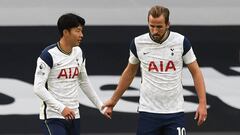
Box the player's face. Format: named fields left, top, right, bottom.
left=67, top=25, right=84, bottom=47
left=148, top=15, right=169, bottom=42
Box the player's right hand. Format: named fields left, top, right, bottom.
left=102, top=99, right=115, bottom=119
left=61, top=107, right=75, bottom=120
left=101, top=106, right=112, bottom=119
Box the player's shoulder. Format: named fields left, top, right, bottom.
left=73, top=46, right=83, bottom=54
left=73, top=46, right=81, bottom=50
left=134, top=33, right=152, bottom=45
left=40, top=43, right=57, bottom=60
left=73, top=46, right=86, bottom=60
left=168, top=31, right=185, bottom=43
left=41, top=43, right=58, bottom=55
left=135, top=33, right=149, bottom=40
left=170, top=31, right=185, bottom=38
left=39, top=43, right=57, bottom=68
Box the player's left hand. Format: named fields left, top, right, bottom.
left=194, top=103, right=207, bottom=126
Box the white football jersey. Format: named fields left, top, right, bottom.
left=34, top=43, right=102, bottom=119
left=129, top=31, right=196, bottom=113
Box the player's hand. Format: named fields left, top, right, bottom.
left=61, top=107, right=75, bottom=120
left=194, top=103, right=207, bottom=126
left=101, top=106, right=112, bottom=119
left=102, top=99, right=115, bottom=119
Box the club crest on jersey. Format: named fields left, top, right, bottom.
left=170, top=48, right=174, bottom=56
left=57, top=67, right=79, bottom=79
left=148, top=60, right=176, bottom=72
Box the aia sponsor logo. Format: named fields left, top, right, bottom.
left=148, top=60, right=176, bottom=72
left=57, top=67, right=79, bottom=79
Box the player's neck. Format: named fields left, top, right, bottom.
left=150, top=30, right=170, bottom=44
left=161, top=30, right=170, bottom=42
left=58, top=39, right=72, bottom=55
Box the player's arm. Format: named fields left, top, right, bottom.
left=187, top=61, right=207, bottom=126
left=103, top=62, right=139, bottom=118
left=183, top=37, right=207, bottom=126
left=78, top=60, right=111, bottom=118
left=33, top=58, right=66, bottom=114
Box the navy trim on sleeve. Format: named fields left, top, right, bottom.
left=183, top=37, right=192, bottom=56
left=40, top=44, right=56, bottom=68
left=129, top=39, right=138, bottom=58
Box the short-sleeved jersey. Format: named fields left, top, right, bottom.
left=129, top=31, right=196, bottom=113
left=34, top=43, right=84, bottom=119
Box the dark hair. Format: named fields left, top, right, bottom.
left=148, top=5, right=170, bottom=24
left=57, top=13, right=85, bottom=37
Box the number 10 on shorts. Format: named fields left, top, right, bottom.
left=177, top=127, right=186, bottom=135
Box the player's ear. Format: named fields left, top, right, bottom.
left=166, top=21, right=170, bottom=29
left=63, top=29, right=69, bottom=36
